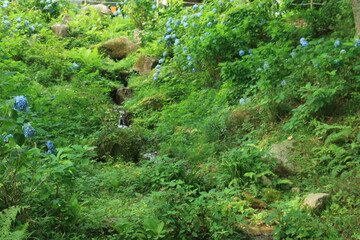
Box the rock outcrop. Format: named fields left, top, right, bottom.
left=83, top=4, right=112, bottom=15
left=303, top=193, right=330, bottom=211
left=133, top=55, right=157, bottom=75
left=51, top=24, right=68, bottom=37
left=269, top=141, right=297, bottom=176
left=116, top=87, right=133, bottom=105
left=99, top=37, right=140, bottom=60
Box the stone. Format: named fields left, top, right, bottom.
left=269, top=141, right=293, bottom=165
left=261, top=175, right=273, bottom=186
left=62, top=14, right=72, bottom=22
left=51, top=24, right=68, bottom=37
left=99, top=37, right=140, bottom=60
left=263, top=188, right=282, bottom=204
left=133, top=55, right=157, bottom=75
left=139, top=94, right=167, bottom=110
left=303, top=193, right=329, bottom=210
left=94, top=127, right=142, bottom=162
left=83, top=4, right=112, bottom=15
left=133, top=29, right=141, bottom=43
left=92, top=4, right=112, bottom=15
left=269, top=141, right=297, bottom=176
left=116, top=87, right=133, bottom=105
left=243, top=192, right=267, bottom=209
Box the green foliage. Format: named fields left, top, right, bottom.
left=0, top=206, right=28, bottom=240
left=0, top=0, right=359, bottom=238
left=219, top=140, right=271, bottom=186
left=93, top=127, right=144, bottom=162
left=270, top=200, right=339, bottom=239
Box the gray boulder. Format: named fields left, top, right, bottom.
left=51, top=24, right=68, bottom=37
left=83, top=4, right=112, bottom=15
left=269, top=141, right=298, bottom=176
left=303, top=193, right=330, bottom=210
left=99, top=37, right=140, bottom=60
left=116, top=87, right=133, bottom=105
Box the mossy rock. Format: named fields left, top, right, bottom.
left=262, top=188, right=282, bottom=204
left=139, top=94, right=167, bottom=111
left=243, top=192, right=268, bottom=209
left=226, top=107, right=256, bottom=133
left=93, top=127, right=143, bottom=162
left=98, top=37, right=140, bottom=60
left=133, top=55, right=157, bottom=75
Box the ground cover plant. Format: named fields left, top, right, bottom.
left=0, top=0, right=359, bottom=239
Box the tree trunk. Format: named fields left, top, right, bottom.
left=352, top=0, right=360, bottom=36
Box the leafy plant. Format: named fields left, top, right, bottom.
left=0, top=206, right=28, bottom=240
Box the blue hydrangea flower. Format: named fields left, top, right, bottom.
left=24, top=20, right=29, bottom=25
left=212, top=8, right=217, bottom=12
left=176, top=20, right=181, bottom=25
left=187, top=56, right=192, bottom=61
left=192, top=4, right=198, bottom=10
left=334, top=40, right=341, bottom=48
left=333, top=59, right=340, bottom=66
left=155, top=65, right=161, bottom=70
left=171, top=34, right=177, bottom=39
left=166, top=18, right=173, bottom=28
left=14, top=95, right=28, bottom=112
left=2, top=1, right=9, bottom=8
left=183, top=22, right=188, bottom=27
left=45, top=140, right=56, bottom=151
left=167, top=28, right=173, bottom=33
left=70, top=62, right=79, bottom=70
left=29, top=26, right=35, bottom=31
left=174, top=39, right=180, bottom=45
left=281, top=80, right=287, bottom=86
left=192, top=68, right=197, bottom=72
left=162, top=52, right=167, bottom=57
left=300, top=38, right=308, bottom=47
left=207, top=22, right=212, bottom=27
left=248, top=49, right=253, bottom=55
left=263, top=61, right=269, bottom=69
left=152, top=5, right=156, bottom=9
left=159, top=58, right=165, bottom=64
left=16, top=17, right=21, bottom=23
left=258, top=3, right=263, bottom=7
left=199, top=5, right=204, bottom=10
left=3, top=134, right=13, bottom=143
left=355, top=39, right=360, bottom=47
left=340, top=49, right=346, bottom=54
left=22, top=123, right=36, bottom=138
left=239, top=98, right=250, bottom=105
left=204, top=32, right=210, bottom=36
left=239, top=50, right=245, bottom=56
left=290, top=52, right=296, bottom=58
left=2, top=20, right=10, bottom=26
